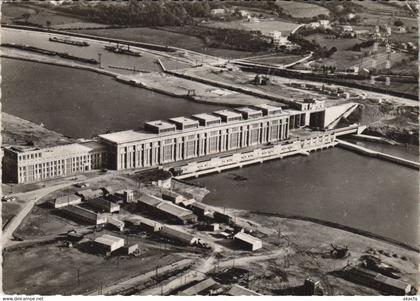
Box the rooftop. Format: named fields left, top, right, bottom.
left=253, top=103, right=282, bottom=111
left=234, top=232, right=262, bottom=245
left=227, top=284, right=261, bottom=296
left=156, top=202, right=194, bottom=218
left=161, top=226, right=196, bottom=243
left=213, top=110, right=243, bottom=119
left=235, top=107, right=262, bottom=115
left=192, top=113, right=221, bottom=122
left=169, top=117, right=199, bottom=127
left=10, top=143, right=92, bottom=157
left=94, top=234, right=124, bottom=246
left=145, top=120, right=176, bottom=130
left=99, top=130, right=155, bottom=144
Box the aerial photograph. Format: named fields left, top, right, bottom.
left=1, top=0, right=418, bottom=297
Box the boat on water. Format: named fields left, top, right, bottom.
left=49, top=36, right=89, bottom=47
left=58, top=53, right=98, bottom=65
left=104, top=43, right=142, bottom=57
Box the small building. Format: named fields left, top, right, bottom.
left=344, top=266, right=412, bottom=295
left=138, top=194, right=197, bottom=224
left=213, top=210, right=233, bottom=224
left=87, top=197, right=120, bottom=213
left=107, top=216, right=125, bottom=232
left=189, top=201, right=212, bottom=217
left=76, top=189, right=104, bottom=201
left=144, top=120, right=176, bottom=134
left=235, top=107, right=263, bottom=120
left=61, top=205, right=107, bottom=225
left=160, top=226, right=198, bottom=245
left=94, top=234, right=125, bottom=254
left=341, top=25, right=353, bottom=32
left=210, top=8, right=226, bottom=16
left=54, top=195, right=82, bottom=208
left=178, top=278, right=218, bottom=296
left=161, top=189, right=184, bottom=204
left=127, top=244, right=139, bottom=255
left=226, top=284, right=261, bottom=296
left=129, top=216, right=162, bottom=232
left=233, top=232, right=262, bottom=251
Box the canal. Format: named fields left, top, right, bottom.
left=2, top=55, right=418, bottom=248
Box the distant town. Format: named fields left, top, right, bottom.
left=1, top=0, right=418, bottom=297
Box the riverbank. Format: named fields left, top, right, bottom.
left=2, top=112, right=74, bottom=148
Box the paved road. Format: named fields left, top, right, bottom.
left=1, top=183, right=73, bottom=248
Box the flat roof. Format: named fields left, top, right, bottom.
left=99, top=130, right=155, bottom=144
left=213, top=110, right=242, bottom=119
left=139, top=194, right=163, bottom=207
left=94, top=234, right=124, bottom=246
left=169, top=117, right=199, bottom=126
left=145, top=120, right=176, bottom=130
left=253, top=104, right=282, bottom=111
left=161, top=226, right=196, bottom=242
left=157, top=202, right=194, bottom=218
left=10, top=143, right=92, bottom=156
left=234, top=232, right=262, bottom=245
left=192, top=113, right=221, bottom=122
left=235, top=107, right=262, bottom=115
left=179, top=278, right=217, bottom=296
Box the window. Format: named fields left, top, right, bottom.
left=250, top=129, right=259, bottom=144
left=230, top=132, right=240, bottom=149
left=186, top=141, right=196, bottom=158
left=209, top=137, right=218, bottom=153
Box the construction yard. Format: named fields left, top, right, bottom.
left=2, top=171, right=418, bottom=296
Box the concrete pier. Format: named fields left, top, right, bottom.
left=336, top=139, right=419, bottom=170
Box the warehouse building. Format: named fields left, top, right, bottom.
left=138, top=194, right=197, bottom=224
left=54, top=195, right=82, bottom=208
left=233, top=232, right=263, bottom=251
left=161, top=189, right=185, bottom=204
left=106, top=216, right=125, bottom=232
left=160, top=226, right=198, bottom=245
left=188, top=201, right=212, bottom=218
left=344, top=266, right=412, bottom=295
left=127, top=216, right=163, bottom=232
left=60, top=205, right=107, bottom=225
left=178, top=278, right=219, bottom=296
left=94, top=234, right=125, bottom=254
left=3, top=141, right=107, bottom=184
left=87, top=197, right=120, bottom=213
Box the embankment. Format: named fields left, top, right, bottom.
left=252, top=211, right=419, bottom=253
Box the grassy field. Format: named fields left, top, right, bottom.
left=1, top=3, right=106, bottom=29
left=204, top=19, right=299, bottom=36
left=74, top=27, right=260, bottom=59
left=276, top=0, right=330, bottom=18
left=3, top=240, right=183, bottom=295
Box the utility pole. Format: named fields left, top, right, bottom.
left=98, top=53, right=102, bottom=69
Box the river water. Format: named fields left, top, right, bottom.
left=2, top=58, right=224, bottom=138
left=2, top=52, right=418, bottom=247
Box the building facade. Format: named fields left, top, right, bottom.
left=2, top=141, right=107, bottom=184
left=99, top=105, right=291, bottom=171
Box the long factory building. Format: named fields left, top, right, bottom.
left=99, top=104, right=301, bottom=170
left=4, top=101, right=348, bottom=184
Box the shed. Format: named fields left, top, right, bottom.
left=107, top=216, right=125, bottom=232
left=94, top=234, right=125, bottom=253
left=161, top=189, right=184, bottom=204
left=129, top=216, right=162, bottom=232
left=189, top=201, right=212, bottom=217
left=178, top=278, right=218, bottom=296
left=160, top=226, right=198, bottom=245
left=87, top=197, right=120, bottom=213
left=233, top=232, right=262, bottom=251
